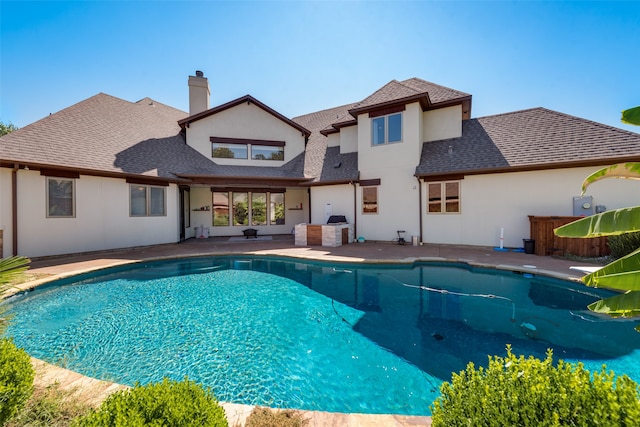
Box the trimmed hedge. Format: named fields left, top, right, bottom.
left=431, top=345, right=640, bottom=426
left=73, top=377, right=228, bottom=427
left=0, top=338, right=35, bottom=425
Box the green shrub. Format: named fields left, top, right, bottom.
left=431, top=345, right=640, bottom=426
left=244, top=407, right=308, bottom=427
left=608, top=231, right=640, bottom=260
left=73, top=377, right=228, bottom=427
left=0, top=338, right=35, bottom=425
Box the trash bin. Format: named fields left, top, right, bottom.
left=523, top=239, right=535, bottom=254
left=412, top=236, right=418, bottom=246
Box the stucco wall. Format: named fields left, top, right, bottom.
left=0, top=168, right=13, bottom=258
left=351, top=102, right=422, bottom=241
left=357, top=102, right=422, bottom=170
left=8, top=171, right=179, bottom=258
left=422, top=166, right=640, bottom=247
left=327, top=133, right=340, bottom=148
left=186, top=102, right=306, bottom=165
left=423, top=105, right=462, bottom=142
left=310, top=185, right=354, bottom=225
left=340, top=125, right=358, bottom=154
left=193, top=186, right=308, bottom=237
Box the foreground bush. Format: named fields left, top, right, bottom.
left=74, top=377, right=228, bottom=427
left=244, top=407, right=308, bottom=427
left=431, top=345, right=640, bottom=426
left=0, top=338, right=35, bottom=425
left=6, top=381, right=92, bottom=427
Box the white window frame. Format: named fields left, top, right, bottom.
left=46, top=177, right=75, bottom=218
left=372, top=112, right=402, bottom=145
left=129, top=184, right=166, bottom=217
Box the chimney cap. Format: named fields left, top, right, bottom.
left=195, top=70, right=204, bottom=77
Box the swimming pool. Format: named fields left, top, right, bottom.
left=5, top=256, right=640, bottom=416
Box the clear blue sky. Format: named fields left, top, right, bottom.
left=1, top=1, right=639, bottom=131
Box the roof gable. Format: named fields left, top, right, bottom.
left=178, top=95, right=311, bottom=137
left=348, top=78, right=471, bottom=117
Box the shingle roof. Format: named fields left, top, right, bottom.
left=174, top=152, right=308, bottom=180
left=0, top=93, right=194, bottom=179
left=316, top=146, right=359, bottom=184
left=349, top=78, right=471, bottom=115
left=0, top=93, right=310, bottom=183
left=292, top=103, right=357, bottom=182
left=416, top=108, right=640, bottom=177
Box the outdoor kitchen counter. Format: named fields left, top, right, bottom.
left=294, top=223, right=354, bottom=247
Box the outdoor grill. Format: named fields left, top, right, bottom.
left=327, top=215, right=347, bottom=224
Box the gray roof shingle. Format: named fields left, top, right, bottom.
left=350, top=78, right=471, bottom=114
left=0, top=93, right=192, bottom=179
left=1, top=93, right=310, bottom=182
left=292, top=103, right=357, bottom=182
left=416, top=108, right=640, bottom=176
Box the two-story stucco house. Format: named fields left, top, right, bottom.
left=1, top=71, right=639, bottom=258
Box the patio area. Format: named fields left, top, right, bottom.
left=19, top=236, right=601, bottom=427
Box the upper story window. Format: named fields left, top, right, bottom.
left=211, top=137, right=285, bottom=161
left=372, top=113, right=402, bottom=145
left=252, top=145, right=284, bottom=161
left=427, top=181, right=460, bottom=214
left=212, top=143, right=248, bottom=159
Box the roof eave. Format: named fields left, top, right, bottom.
left=415, top=155, right=640, bottom=179
left=0, top=160, right=188, bottom=184
left=348, top=94, right=472, bottom=118
left=175, top=174, right=313, bottom=187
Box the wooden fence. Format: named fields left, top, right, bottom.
left=528, top=216, right=609, bottom=258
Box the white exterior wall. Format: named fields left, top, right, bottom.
left=0, top=168, right=13, bottom=258
left=423, top=167, right=640, bottom=247
left=355, top=102, right=422, bottom=241
left=310, top=185, right=353, bottom=225
left=423, top=105, right=462, bottom=142
left=6, top=170, right=179, bottom=258
left=327, top=133, right=340, bottom=148
left=192, top=186, right=308, bottom=237
left=186, top=102, right=306, bottom=165
left=340, top=126, right=358, bottom=153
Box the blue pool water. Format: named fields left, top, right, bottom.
left=5, top=256, right=640, bottom=416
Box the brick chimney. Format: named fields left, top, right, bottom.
left=188, top=70, right=210, bottom=115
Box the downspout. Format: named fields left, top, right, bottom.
left=11, top=164, right=19, bottom=256
left=351, top=181, right=357, bottom=238
left=307, top=188, right=311, bottom=223
left=416, top=176, right=423, bottom=245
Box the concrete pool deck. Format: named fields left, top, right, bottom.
left=18, top=236, right=601, bottom=426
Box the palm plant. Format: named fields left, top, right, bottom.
left=554, top=106, right=640, bottom=326
left=0, top=256, right=31, bottom=335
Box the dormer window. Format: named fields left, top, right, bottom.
left=210, top=137, right=285, bottom=161
left=372, top=112, right=402, bottom=145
